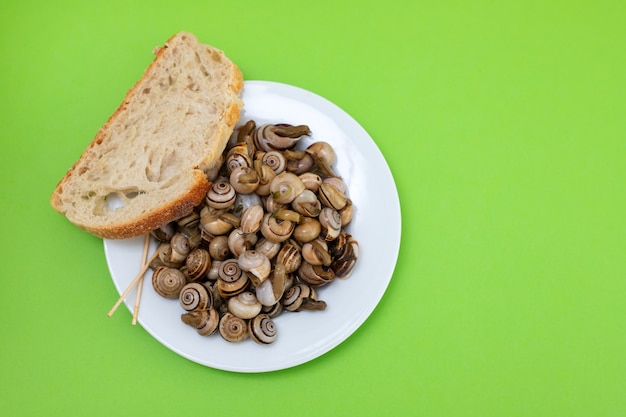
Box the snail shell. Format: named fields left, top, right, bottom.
left=206, top=181, right=237, bottom=209
left=301, top=239, right=332, bottom=266
left=177, top=211, right=201, bottom=236
left=331, top=235, right=359, bottom=278
left=269, top=172, right=306, bottom=205
left=152, top=266, right=187, bottom=299
left=169, top=233, right=191, bottom=264
left=262, top=150, right=286, bottom=175
left=254, top=161, right=276, bottom=196
left=255, top=264, right=287, bottom=307
left=264, top=193, right=286, bottom=214
left=183, top=248, right=211, bottom=282
left=282, top=283, right=327, bottom=312
left=237, top=250, right=271, bottom=286
left=200, top=207, right=239, bottom=236
left=261, top=301, right=283, bottom=318
left=181, top=308, right=220, bottom=336
left=318, top=182, right=347, bottom=211
left=232, top=192, right=263, bottom=217
left=226, top=142, right=252, bottom=174
left=254, top=237, right=282, bottom=261
left=227, top=291, right=262, bottom=319
left=249, top=314, right=277, bottom=344
left=318, top=207, right=342, bottom=241
left=230, top=166, right=260, bottom=194
left=339, top=199, right=354, bottom=226
left=260, top=213, right=294, bottom=243
left=293, top=217, right=321, bottom=243
left=218, top=312, right=249, bottom=342
left=306, top=141, right=336, bottom=177
left=275, top=241, right=302, bottom=273
left=299, top=172, right=323, bottom=193
left=228, top=228, right=258, bottom=257
left=151, top=243, right=183, bottom=269
left=240, top=204, right=264, bottom=234
left=208, top=235, right=231, bottom=261
left=298, top=262, right=335, bottom=287
left=285, top=149, right=314, bottom=175
left=179, top=282, right=213, bottom=311
left=322, top=176, right=347, bottom=194
left=217, top=259, right=250, bottom=298
left=253, top=123, right=310, bottom=152
left=207, top=260, right=222, bottom=281
left=291, top=189, right=322, bottom=217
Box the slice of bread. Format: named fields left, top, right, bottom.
left=50, top=32, right=244, bottom=239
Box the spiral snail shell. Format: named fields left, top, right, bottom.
left=181, top=308, right=220, bottom=336
left=330, top=234, right=359, bottom=279
left=152, top=266, right=187, bottom=299
left=298, top=262, right=335, bottom=287
left=301, top=239, right=332, bottom=266
left=291, top=189, right=322, bottom=217
left=169, top=233, right=191, bottom=264
left=225, top=142, right=252, bottom=174
left=253, top=123, right=310, bottom=152
left=282, top=283, right=327, bottom=312
left=262, top=150, right=287, bottom=175
left=275, top=241, right=302, bottom=273
left=208, top=235, right=231, bottom=261
left=318, top=182, right=347, bottom=211
left=218, top=312, right=249, bottom=343
left=183, top=248, right=211, bottom=282
left=179, top=282, right=213, bottom=312
left=227, top=291, right=262, bottom=319
left=206, top=181, right=237, bottom=210
left=228, top=228, right=258, bottom=257
left=260, top=213, right=294, bottom=243
left=217, top=259, right=250, bottom=298
left=249, top=314, right=277, bottom=344
left=285, top=149, right=314, bottom=175
left=269, top=172, right=306, bottom=205
left=229, top=166, right=260, bottom=195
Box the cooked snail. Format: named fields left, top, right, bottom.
left=152, top=266, right=187, bottom=298
left=183, top=248, right=211, bottom=282
left=217, top=259, right=250, bottom=298
left=144, top=119, right=359, bottom=345
left=181, top=308, right=219, bottom=336
left=253, top=123, right=310, bottom=152
left=206, top=181, right=237, bottom=210
left=179, top=282, right=213, bottom=311
left=237, top=250, right=271, bottom=286
left=270, top=172, right=306, bottom=205
left=249, top=314, right=277, bottom=344
left=282, top=283, right=327, bottom=312
left=218, top=312, right=249, bottom=342
left=227, top=291, right=262, bottom=319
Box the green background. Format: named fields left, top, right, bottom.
left=2, top=0, right=625, bottom=415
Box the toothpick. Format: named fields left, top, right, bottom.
left=107, top=242, right=159, bottom=318
left=132, top=234, right=151, bottom=325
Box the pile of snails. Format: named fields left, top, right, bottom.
left=147, top=120, right=359, bottom=345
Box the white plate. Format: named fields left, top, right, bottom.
left=104, top=80, right=401, bottom=372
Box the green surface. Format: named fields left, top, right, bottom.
left=2, top=0, right=625, bottom=416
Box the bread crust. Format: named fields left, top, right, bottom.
left=50, top=32, right=243, bottom=239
